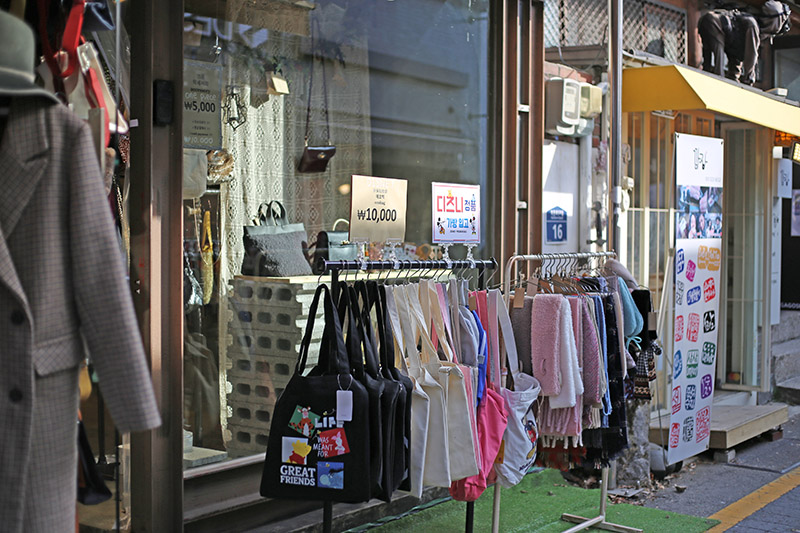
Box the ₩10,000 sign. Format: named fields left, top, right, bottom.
left=355, top=208, right=398, bottom=224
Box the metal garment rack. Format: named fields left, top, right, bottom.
left=321, top=257, right=497, bottom=533
left=499, top=251, right=642, bottom=533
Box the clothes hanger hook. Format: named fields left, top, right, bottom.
left=485, top=260, right=499, bottom=288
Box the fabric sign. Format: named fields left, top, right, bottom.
left=669, top=133, right=723, bottom=465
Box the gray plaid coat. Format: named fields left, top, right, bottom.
left=0, top=97, right=161, bottom=531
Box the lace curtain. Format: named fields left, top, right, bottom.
left=216, top=2, right=372, bottom=441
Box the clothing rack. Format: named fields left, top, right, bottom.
left=321, top=257, right=497, bottom=533
left=499, top=251, right=642, bottom=533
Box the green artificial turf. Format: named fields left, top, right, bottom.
left=346, top=469, right=719, bottom=532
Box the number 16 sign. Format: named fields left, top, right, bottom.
left=545, top=206, right=568, bottom=244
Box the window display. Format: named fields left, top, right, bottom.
left=181, top=0, right=492, bottom=468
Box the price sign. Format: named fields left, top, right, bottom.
left=183, top=60, right=222, bottom=150
left=431, top=182, right=481, bottom=243
left=349, top=175, right=407, bottom=243
left=545, top=206, right=567, bottom=244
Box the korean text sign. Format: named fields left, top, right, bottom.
left=669, top=133, right=723, bottom=465
left=431, top=182, right=480, bottom=243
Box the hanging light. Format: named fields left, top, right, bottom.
left=791, top=141, right=800, bottom=165
left=223, top=86, right=247, bottom=130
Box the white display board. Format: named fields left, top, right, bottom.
left=349, top=175, right=408, bottom=243
left=183, top=60, right=222, bottom=150
left=669, top=133, right=724, bottom=465
left=431, top=182, right=481, bottom=243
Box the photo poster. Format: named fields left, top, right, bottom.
left=431, top=182, right=481, bottom=244
left=669, top=133, right=724, bottom=465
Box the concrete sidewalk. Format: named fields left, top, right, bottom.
left=717, top=476, right=800, bottom=532
left=642, top=405, right=800, bottom=531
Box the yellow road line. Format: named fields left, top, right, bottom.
left=706, top=465, right=800, bottom=532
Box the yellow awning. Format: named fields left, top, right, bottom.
left=623, top=64, right=800, bottom=137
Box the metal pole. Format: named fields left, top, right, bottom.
left=609, top=0, right=623, bottom=253
left=323, top=501, right=332, bottom=533
left=465, top=501, right=474, bottom=533
left=491, top=484, right=502, bottom=533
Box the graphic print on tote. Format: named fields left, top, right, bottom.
left=315, top=428, right=350, bottom=458
left=289, top=405, right=321, bottom=437
left=282, top=436, right=313, bottom=465
left=317, top=462, right=344, bottom=489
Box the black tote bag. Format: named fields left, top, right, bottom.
left=337, top=283, right=385, bottom=500
left=260, top=284, right=371, bottom=503
left=354, top=281, right=402, bottom=502
left=372, top=282, right=413, bottom=493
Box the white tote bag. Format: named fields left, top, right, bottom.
left=393, top=284, right=451, bottom=489
left=490, top=289, right=543, bottom=488
left=421, top=280, right=479, bottom=481
left=385, top=286, right=431, bottom=498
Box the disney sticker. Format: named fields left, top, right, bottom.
left=317, top=462, right=344, bottom=490
left=289, top=405, right=320, bottom=437
left=315, top=428, right=350, bottom=458
left=282, top=436, right=313, bottom=465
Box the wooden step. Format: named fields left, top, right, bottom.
left=649, top=403, right=789, bottom=450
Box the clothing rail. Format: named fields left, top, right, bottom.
left=320, top=258, right=497, bottom=533
left=497, top=251, right=641, bottom=533
left=502, top=251, right=618, bottom=295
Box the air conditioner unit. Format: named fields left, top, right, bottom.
left=545, top=78, right=580, bottom=135
left=580, top=83, right=602, bottom=118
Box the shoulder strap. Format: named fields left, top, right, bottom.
left=383, top=286, right=410, bottom=375
left=305, top=18, right=331, bottom=146
left=426, top=281, right=455, bottom=363
left=492, top=289, right=521, bottom=380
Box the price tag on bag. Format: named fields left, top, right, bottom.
left=336, top=390, right=353, bottom=427
left=349, top=175, right=408, bottom=243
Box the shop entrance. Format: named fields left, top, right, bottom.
left=718, top=123, right=773, bottom=392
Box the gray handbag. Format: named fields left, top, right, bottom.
left=241, top=201, right=312, bottom=277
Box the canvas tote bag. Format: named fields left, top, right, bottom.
left=261, top=284, right=371, bottom=503
left=421, top=280, right=479, bottom=481
left=490, top=289, right=542, bottom=488
left=450, top=291, right=509, bottom=502
left=384, top=286, right=430, bottom=498
left=393, top=284, right=451, bottom=488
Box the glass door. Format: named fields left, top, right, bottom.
left=718, top=123, right=772, bottom=391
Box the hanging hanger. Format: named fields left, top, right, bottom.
left=485, top=262, right=499, bottom=288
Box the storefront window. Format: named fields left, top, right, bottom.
left=181, top=0, right=492, bottom=468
